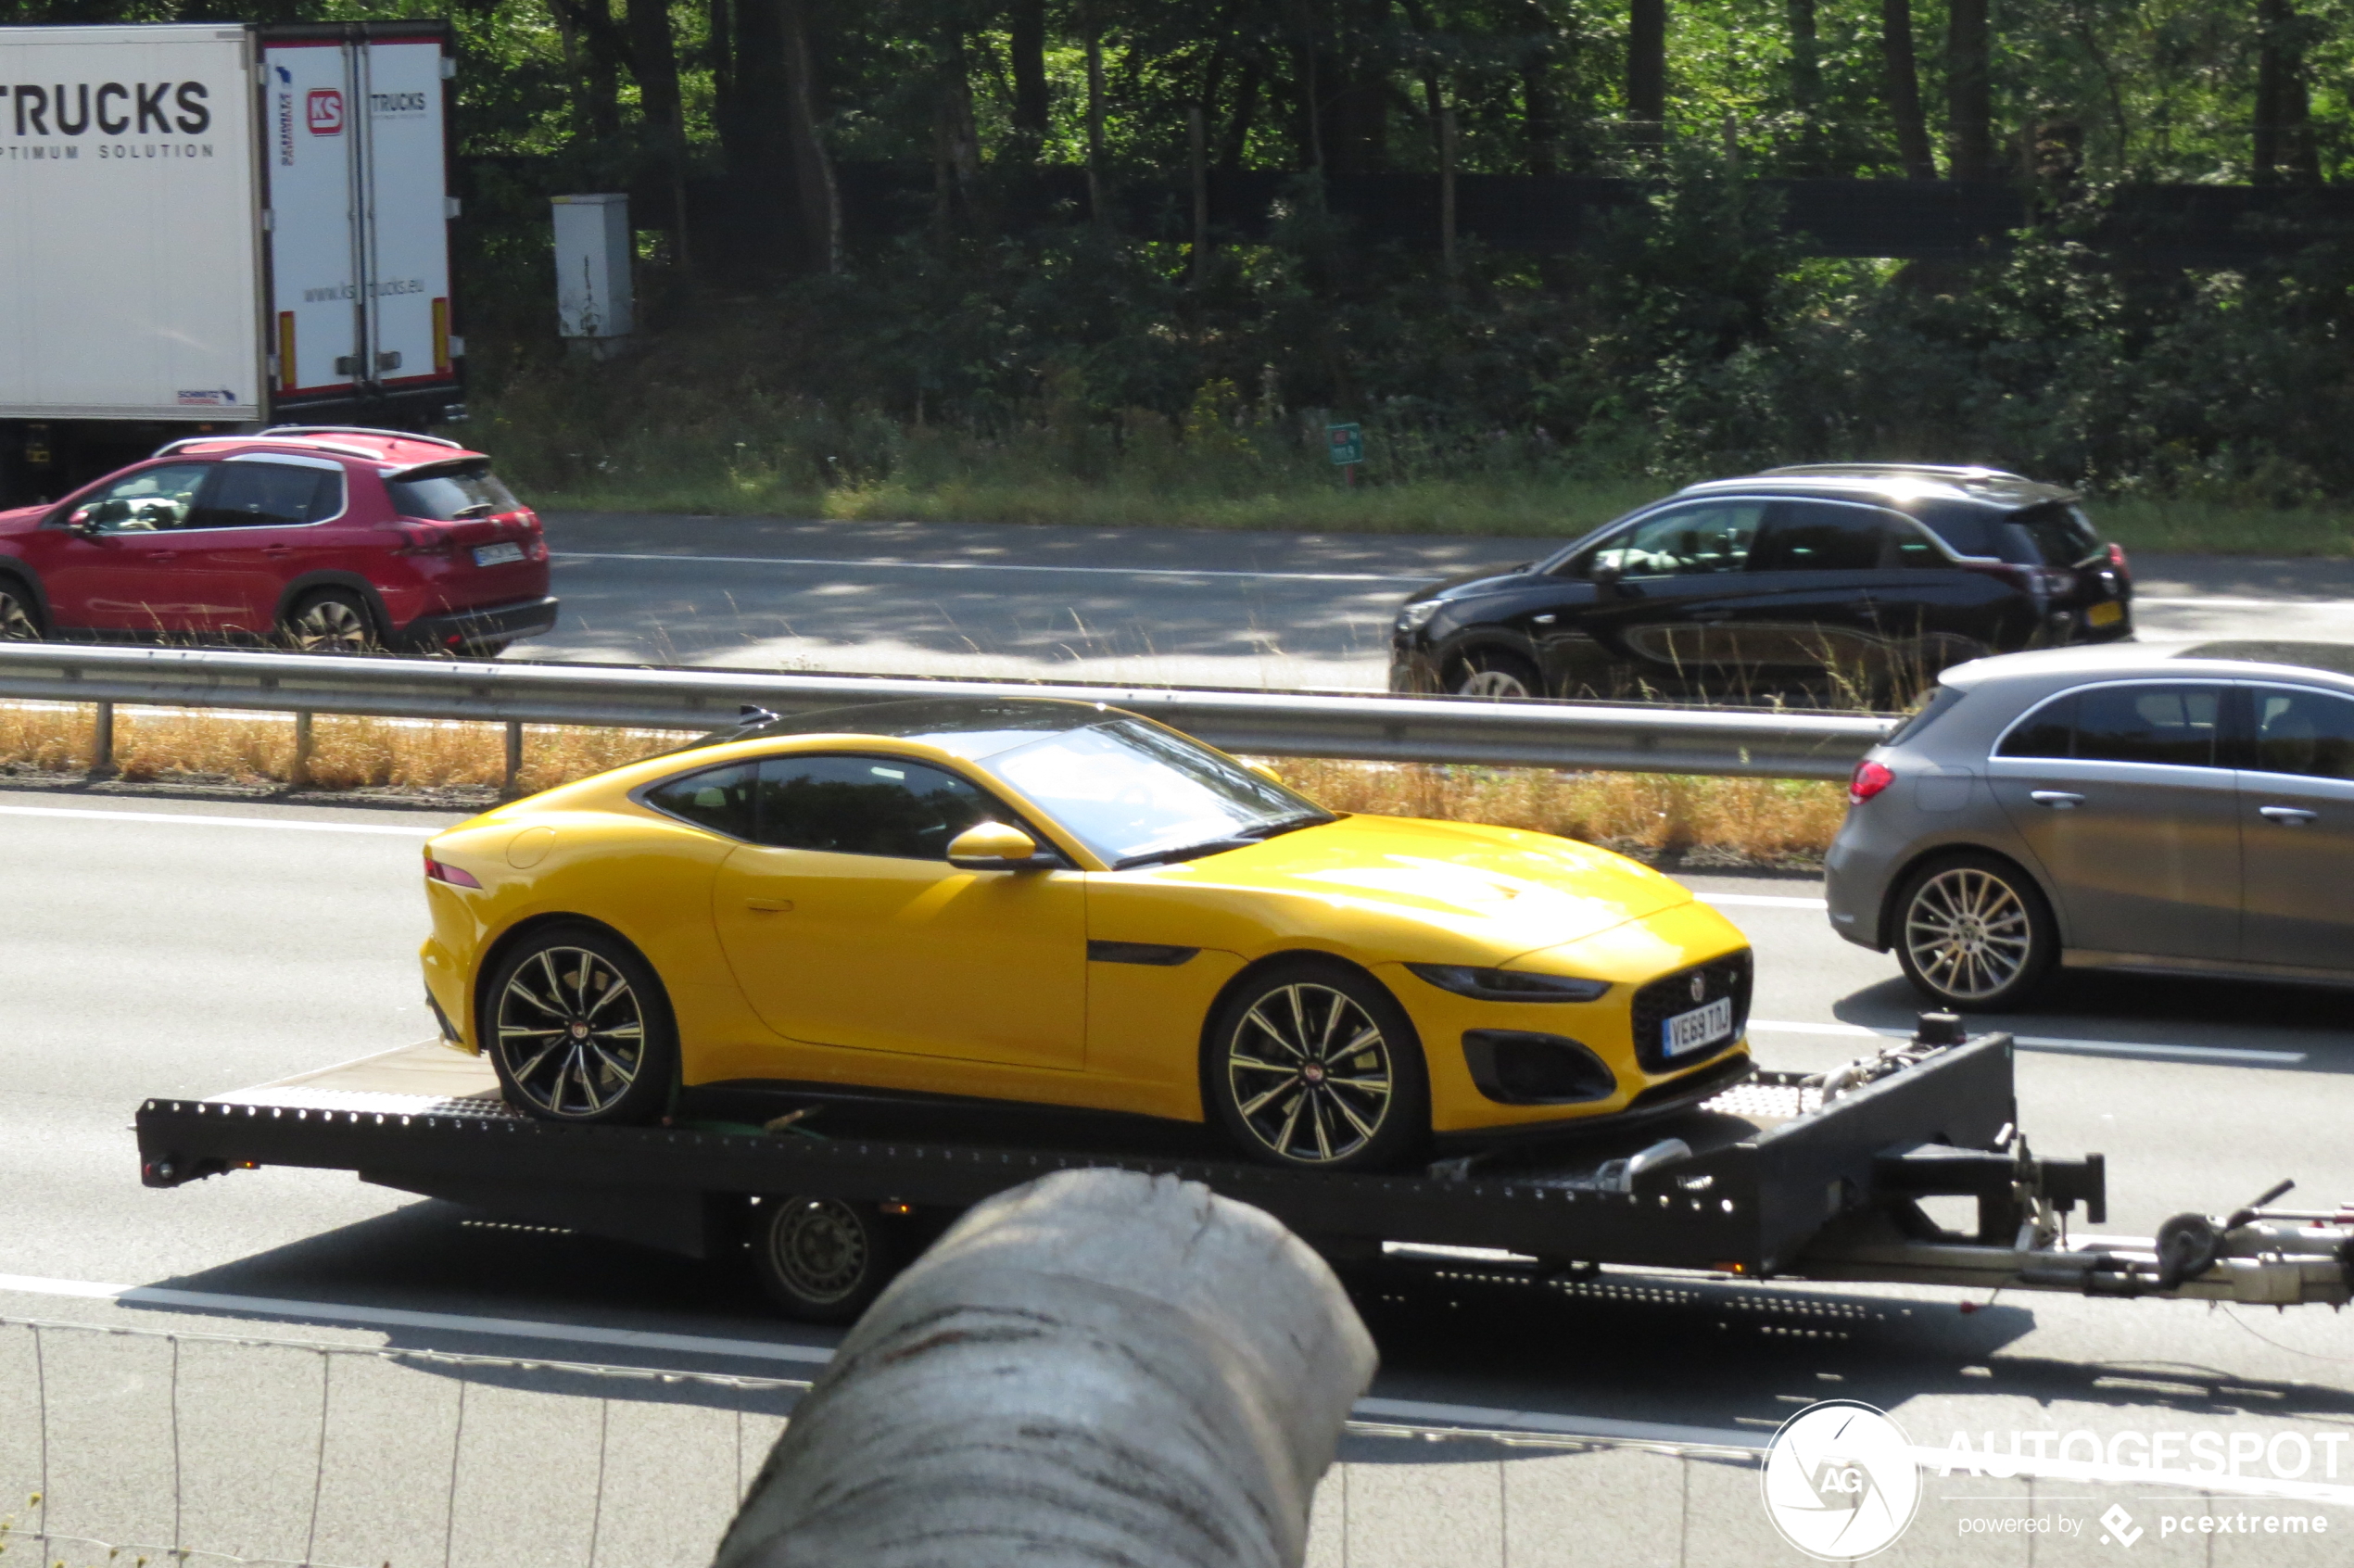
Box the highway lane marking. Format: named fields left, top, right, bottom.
left=0, top=1271, right=1764, bottom=1447
left=2135, top=595, right=2354, bottom=610
left=560, top=550, right=1431, bottom=586
left=1694, top=891, right=1827, bottom=909
left=0, top=803, right=437, bottom=835
left=1748, top=1018, right=2308, bottom=1064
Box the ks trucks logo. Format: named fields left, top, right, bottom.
left=306, top=89, right=343, bottom=135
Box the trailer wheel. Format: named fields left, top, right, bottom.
left=485, top=924, right=677, bottom=1124
left=1206, top=959, right=1429, bottom=1171
left=750, top=1195, right=897, bottom=1323
left=0, top=577, right=43, bottom=641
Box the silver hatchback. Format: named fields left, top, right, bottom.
left=1826, top=640, right=2354, bottom=1009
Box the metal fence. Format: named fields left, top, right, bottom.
left=1, top=1312, right=1769, bottom=1568
left=0, top=645, right=1891, bottom=787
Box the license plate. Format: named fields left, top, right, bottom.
left=473, top=542, right=525, bottom=567
left=1663, top=996, right=1734, bottom=1057
left=2088, top=600, right=2123, bottom=627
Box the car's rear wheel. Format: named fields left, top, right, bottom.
left=1206, top=960, right=1429, bottom=1170
left=1892, top=854, right=2057, bottom=1011
left=485, top=924, right=677, bottom=1124
left=1451, top=649, right=1542, bottom=700
left=749, top=1195, right=898, bottom=1322
left=283, top=589, right=377, bottom=654
left=0, top=578, right=44, bottom=641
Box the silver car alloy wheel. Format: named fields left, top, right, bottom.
left=1226, top=982, right=1395, bottom=1165
left=1457, top=668, right=1532, bottom=699
left=763, top=1198, right=872, bottom=1306
left=1904, top=866, right=2032, bottom=1001
left=496, top=946, right=647, bottom=1117
left=0, top=588, right=38, bottom=641
left=290, top=597, right=372, bottom=653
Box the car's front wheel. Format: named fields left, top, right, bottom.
left=1206, top=960, right=1429, bottom=1170
left=1892, top=854, right=2057, bottom=1011
left=485, top=924, right=677, bottom=1123
left=1450, top=649, right=1542, bottom=699
left=0, top=577, right=44, bottom=641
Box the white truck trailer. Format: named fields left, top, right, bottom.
left=0, top=19, right=462, bottom=505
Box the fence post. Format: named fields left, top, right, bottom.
left=713, top=1168, right=1376, bottom=1568
left=291, top=711, right=314, bottom=786
left=88, top=701, right=115, bottom=777
left=502, top=721, right=524, bottom=794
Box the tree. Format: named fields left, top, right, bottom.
left=1879, top=0, right=1935, bottom=178
left=1944, top=0, right=1992, bottom=180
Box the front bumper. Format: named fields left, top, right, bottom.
left=400, top=594, right=561, bottom=652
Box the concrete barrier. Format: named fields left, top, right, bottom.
left=712, top=1168, right=1378, bottom=1568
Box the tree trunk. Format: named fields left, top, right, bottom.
left=1219, top=58, right=1261, bottom=169
left=710, top=0, right=748, bottom=171
left=1008, top=0, right=1050, bottom=152
left=1293, top=0, right=1324, bottom=171
left=1786, top=0, right=1821, bottom=168
left=779, top=0, right=839, bottom=271
left=1083, top=1, right=1110, bottom=224
left=551, top=0, right=626, bottom=144
left=1943, top=0, right=1993, bottom=180
left=2255, top=0, right=2321, bottom=183
left=1626, top=0, right=1666, bottom=145
left=626, top=0, right=687, bottom=262
left=932, top=26, right=985, bottom=231
left=1879, top=0, right=1935, bottom=178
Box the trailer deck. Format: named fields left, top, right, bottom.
left=135, top=1023, right=2354, bottom=1318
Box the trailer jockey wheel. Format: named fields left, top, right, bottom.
left=750, top=1195, right=897, bottom=1323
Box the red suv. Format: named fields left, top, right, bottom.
left=0, top=426, right=557, bottom=655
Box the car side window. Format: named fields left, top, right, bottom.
left=62, top=463, right=211, bottom=534
left=2249, top=687, right=2354, bottom=780
left=2002, top=684, right=2227, bottom=767
left=1748, top=500, right=1891, bottom=573
left=643, top=762, right=759, bottom=839
left=1584, top=502, right=1766, bottom=578
left=186, top=461, right=345, bottom=529
left=756, top=755, right=1001, bottom=860
left=1885, top=521, right=1950, bottom=570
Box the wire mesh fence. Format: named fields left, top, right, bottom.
left=0, top=1312, right=1779, bottom=1568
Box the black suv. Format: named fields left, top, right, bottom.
left=1389, top=465, right=2133, bottom=704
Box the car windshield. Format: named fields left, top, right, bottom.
left=974, top=717, right=1333, bottom=866
left=388, top=461, right=522, bottom=521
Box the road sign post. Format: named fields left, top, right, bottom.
left=1325, top=422, right=1363, bottom=487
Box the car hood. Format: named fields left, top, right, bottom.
left=1125, top=814, right=1694, bottom=960
left=0, top=503, right=47, bottom=535
left=1404, top=563, right=1535, bottom=604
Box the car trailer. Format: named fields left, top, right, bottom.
left=135, top=1018, right=2354, bottom=1321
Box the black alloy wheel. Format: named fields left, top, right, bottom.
left=1892, top=853, right=2058, bottom=1011
left=1450, top=649, right=1542, bottom=700
left=749, top=1195, right=898, bottom=1322
left=0, top=580, right=42, bottom=641
left=486, top=925, right=677, bottom=1123
left=1208, top=960, right=1429, bottom=1170
left=284, top=589, right=377, bottom=654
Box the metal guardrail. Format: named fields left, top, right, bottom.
left=0, top=643, right=1892, bottom=781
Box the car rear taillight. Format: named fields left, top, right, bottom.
left=1849, top=760, right=1895, bottom=804
left=424, top=854, right=482, bottom=888
left=2107, top=542, right=2131, bottom=580
left=1961, top=561, right=2075, bottom=597
left=394, top=525, right=455, bottom=558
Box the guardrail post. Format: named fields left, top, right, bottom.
left=502, top=721, right=524, bottom=795
left=713, top=1167, right=1377, bottom=1568
left=88, top=701, right=115, bottom=778
left=291, top=711, right=314, bottom=787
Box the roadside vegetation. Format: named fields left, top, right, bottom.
left=0, top=702, right=1843, bottom=866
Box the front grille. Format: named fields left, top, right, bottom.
left=1629, top=949, right=1753, bottom=1073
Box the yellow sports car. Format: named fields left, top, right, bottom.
left=418, top=697, right=1753, bottom=1170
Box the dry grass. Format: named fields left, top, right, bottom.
left=1, top=702, right=1846, bottom=865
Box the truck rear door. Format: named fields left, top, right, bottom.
left=259, top=23, right=458, bottom=419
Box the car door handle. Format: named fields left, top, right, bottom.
left=1531, top=613, right=1557, bottom=625
left=148, top=550, right=178, bottom=563
left=2030, top=790, right=2085, bottom=809
left=2259, top=805, right=2318, bottom=826
left=261, top=546, right=295, bottom=558
left=743, top=897, right=794, bottom=913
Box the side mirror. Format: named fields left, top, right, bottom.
left=1588, top=561, right=1623, bottom=598
left=947, top=821, right=1044, bottom=871
left=64, top=508, right=98, bottom=536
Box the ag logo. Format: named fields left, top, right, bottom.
left=1760, top=1400, right=1921, bottom=1560
left=307, top=89, right=345, bottom=134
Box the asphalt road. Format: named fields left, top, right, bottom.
left=4, top=790, right=2351, bottom=1564
left=529, top=512, right=2354, bottom=687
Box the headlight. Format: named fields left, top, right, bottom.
left=1406, top=964, right=1611, bottom=1002
left=1394, top=600, right=1442, bottom=633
